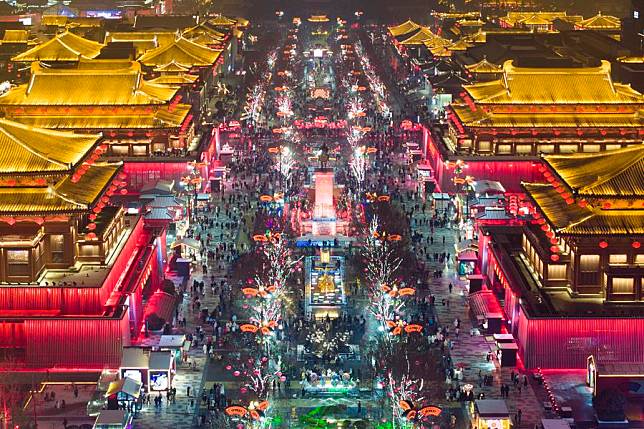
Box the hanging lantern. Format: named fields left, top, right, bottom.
left=120, top=188, right=128, bottom=195
left=93, top=207, right=102, bottom=214
left=118, top=172, right=127, bottom=180
left=632, top=241, right=641, bottom=249
left=101, top=196, right=109, bottom=204
left=545, top=231, right=555, bottom=238
left=550, top=254, right=560, bottom=262
left=550, top=246, right=559, bottom=253
left=550, top=238, right=558, bottom=245
left=86, top=232, right=97, bottom=240
left=598, top=240, right=608, bottom=249
left=565, top=197, right=574, bottom=205
left=541, top=224, right=549, bottom=231
left=87, top=223, right=97, bottom=230
left=88, top=214, right=97, bottom=220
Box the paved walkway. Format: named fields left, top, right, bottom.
left=404, top=204, right=546, bottom=429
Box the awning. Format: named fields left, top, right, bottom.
left=149, top=351, right=173, bottom=371
left=468, top=290, right=503, bottom=319
left=171, top=237, right=201, bottom=249
left=455, top=239, right=478, bottom=254
left=473, top=180, right=505, bottom=195
left=105, top=377, right=142, bottom=399
left=145, top=291, right=178, bottom=323
left=457, top=249, right=478, bottom=261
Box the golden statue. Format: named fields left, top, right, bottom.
left=318, top=273, right=335, bottom=294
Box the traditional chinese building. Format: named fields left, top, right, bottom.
left=428, top=59, right=644, bottom=191
left=477, top=146, right=644, bottom=368
left=0, top=118, right=164, bottom=368
left=0, top=59, right=194, bottom=189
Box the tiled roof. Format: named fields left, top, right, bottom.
left=0, top=163, right=119, bottom=214
left=11, top=104, right=191, bottom=129
left=388, top=20, right=421, bottom=37
left=0, top=61, right=178, bottom=106
left=543, top=145, right=644, bottom=198
left=0, top=118, right=99, bottom=175
left=138, top=36, right=221, bottom=67
left=524, top=183, right=644, bottom=235
left=463, top=60, right=644, bottom=104
left=12, top=30, right=103, bottom=62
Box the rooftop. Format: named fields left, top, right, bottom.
left=12, top=30, right=103, bottom=62
left=463, top=60, right=644, bottom=104
left=388, top=20, right=421, bottom=37
left=0, top=60, right=178, bottom=106
left=523, top=183, right=644, bottom=236
left=138, top=36, right=222, bottom=67
left=0, top=118, right=100, bottom=176
left=543, top=146, right=644, bottom=198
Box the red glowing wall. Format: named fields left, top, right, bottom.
left=517, top=308, right=644, bottom=369
left=123, top=162, right=190, bottom=191
left=23, top=315, right=131, bottom=369
left=439, top=161, right=542, bottom=193
left=0, top=217, right=149, bottom=314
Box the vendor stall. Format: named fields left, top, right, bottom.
left=587, top=355, right=644, bottom=397
left=105, top=377, right=142, bottom=413
left=158, top=334, right=187, bottom=364
left=93, top=409, right=132, bottom=429
left=474, top=400, right=511, bottom=429
left=496, top=342, right=519, bottom=367
left=148, top=351, right=175, bottom=392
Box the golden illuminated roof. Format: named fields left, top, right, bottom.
left=424, top=37, right=451, bottom=51
left=447, top=38, right=472, bottom=51
left=208, top=15, right=238, bottom=26
left=400, top=27, right=437, bottom=45
left=523, top=183, right=644, bottom=235
left=186, top=32, right=225, bottom=46
left=431, top=12, right=480, bottom=19
left=1, top=30, right=30, bottom=43
left=0, top=61, right=178, bottom=106
left=0, top=118, right=100, bottom=176
left=463, top=60, right=644, bottom=104
left=451, top=104, right=643, bottom=128
left=41, top=15, right=68, bottom=27
left=182, top=22, right=225, bottom=39
left=105, top=31, right=179, bottom=47
left=138, top=36, right=222, bottom=67
left=154, top=60, right=190, bottom=72
left=308, top=15, right=330, bottom=23
left=457, top=18, right=485, bottom=26
left=12, top=30, right=103, bottom=62
left=576, top=12, right=620, bottom=30
left=234, top=16, right=249, bottom=27
left=543, top=146, right=644, bottom=198
left=617, top=56, right=644, bottom=63
left=501, top=11, right=576, bottom=27
left=12, top=104, right=191, bottom=130
left=465, top=57, right=502, bottom=73
left=0, top=163, right=119, bottom=215
left=388, top=20, right=421, bottom=37
left=148, top=74, right=198, bottom=87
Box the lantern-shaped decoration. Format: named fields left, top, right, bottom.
left=599, top=240, right=609, bottom=249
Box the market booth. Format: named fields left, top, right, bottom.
left=93, top=410, right=133, bottom=429
left=474, top=400, right=511, bottom=429
left=120, top=348, right=175, bottom=392
left=148, top=351, right=174, bottom=392
left=106, top=377, right=142, bottom=412
left=157, top=334, right=188, bottom=363
left=496, top=342, right=519, bottom=367
left=587, top=355, right=644, bottom=398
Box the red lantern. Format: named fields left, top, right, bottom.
left=632, top=241, right=641, bottom=249
left=541, top=224, right=549, bottom=231
left=550, top=246, right=559, bottom=253
left=550, top=238, right=558, bottom=245
left=87, top=223, right=97, bottom=230
left=88, top=214, right=97, bottom=220
left=599, top=240, right=608, bottom=249
left=93, top=207, right=102, bottom=214
left=86, top=232, right=97, bottom=240
left=550, top=254, right=560, bottom=262
left=565, top=197, right=574, bottom=205
left=118, top=172, right=127, bottom=180
left=546, top=231, right=555, bottom=238
left=101, top=196, right=109, bottom=203
left=120, top=188, right=128, bottom=195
